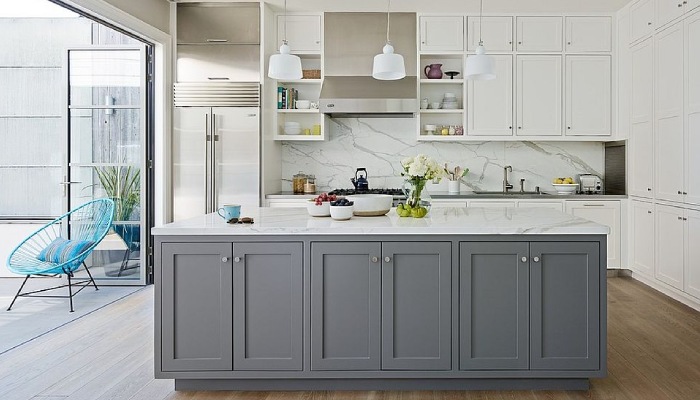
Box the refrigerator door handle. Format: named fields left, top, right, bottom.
left=205, top=113, right=211, bottom=213
left=211, top=113, right=217, bottom=212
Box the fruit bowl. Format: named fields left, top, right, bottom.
left=552, top=183, right=579, bottom=195
left=346, top=194, right=393, bottom=216
left=330, top=205, right=353, bottom=220
left=307, top=200, right=331, bottom=217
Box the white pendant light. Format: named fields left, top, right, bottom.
left=372, top=0, right=406, bottom=80
left=465, top=0, right=496, bottom=80
left=268, top=0, right=302, bottom=80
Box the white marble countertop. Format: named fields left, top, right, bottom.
left=264, top=191, right=627, bottom=200
left=152, top=207, right=609, bottom=236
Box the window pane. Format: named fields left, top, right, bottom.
left=69, top=50, right=141, bottom=106
left=0, top=167, right=62, bottom=217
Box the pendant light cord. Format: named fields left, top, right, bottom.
left=283, top=0, right=288, bottom=44
left=386, top=0, right=392, bottom=44
left=479, top=0, right=484, bottom=46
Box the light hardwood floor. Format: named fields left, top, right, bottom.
left=1, top=276, right=700, bottom=400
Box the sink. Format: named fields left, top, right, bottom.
left=473, top=191, right=550, bottom=195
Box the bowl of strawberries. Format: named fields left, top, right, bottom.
left=307, top=193, right=338, bottom=217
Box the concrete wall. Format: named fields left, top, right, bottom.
left=103, top=0, right=170, bottom=34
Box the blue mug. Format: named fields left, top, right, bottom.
left=217, top=204, right=241, bottom=220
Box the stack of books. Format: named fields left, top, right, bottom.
left=277, top=86, right=299, bottom=109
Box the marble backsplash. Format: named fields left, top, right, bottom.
left=281, top=118, right=604, bottom=193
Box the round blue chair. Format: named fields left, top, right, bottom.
left=6, top=198, right=115, bottom=312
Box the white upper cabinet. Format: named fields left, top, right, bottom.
left=467, top=16, right=513, bottom=52
left=686, top=13, right=700, bottom=206
left=629, top=39, right=655, bottom=198
left=631, top=0, right=655, bottom=42
left=689, top=0, right=700, bottom=11
left=656, top=0, right=686, bottom=29
left=419, top=16, right=464, bottom=52
left=516, top=55, right=562, bottom=136
left=516, top=17, right=563, bottom=52
left=565, top=56, right=611, bottom=136
left=655, top=23, right=684, bottom=203
left=467, top=55, right=513, bottom=136
left=177, top=4, right=260, bottom=44
left=277, top=15, right=321, bottom=53
left=631, top=39, right=654, bottom=124
left=565, top=17, right=612, bottom=52
left=617, top=9, right=632, bottom=139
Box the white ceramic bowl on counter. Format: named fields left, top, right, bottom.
left=307, top=200, right=331, bottom=217
left=330, top=205, right=354, bottom=220
left=551, top=183, right=579, bottom=195
left=346, top=194, right=393, bottom=216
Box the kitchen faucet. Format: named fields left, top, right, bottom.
left=503, top=166, right=513, bottom=192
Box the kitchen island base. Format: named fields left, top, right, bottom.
left=175, top=378, right=590, bottom=391
left=153, top=208, right=608, bottom=392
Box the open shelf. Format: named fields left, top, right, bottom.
left=420, top=79, right=464, bottom=84
left=420, top=109, right=464, bottom=114
left=278, top=79, right=323, bottom=84
left=273, top=134, right=325, bottom=141
left=277, top=109, right=320, bottom=114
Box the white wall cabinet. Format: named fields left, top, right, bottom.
left=655, top=204, right=685, bottom=290
left=565, top=56, right=611, bottom=136
left=630, top=199, right=655, bottom=277
left=617, top=7, right=632, bottom=139
left=467, top=55, right=513, bottom=136
left=630, top=0, right=655, bottom=42
left=565, top=200, right=621, bottom=269
left=655, top=23, right=684, bottom=203
left=277, top=15, right=321, bottom=53
left=685, top=13, right=700, bottom=206
left=467, top=16, right=513, bottom=52
left=565, top=17, right=612, bottom=52
left=516, top=55, right=562, bottom=136
left=656, top=0, right=687, bottom=29
left=629, top=39, right=655, bottom=198
left=516, top=17, right=563, bottom=52
left=420, top=16, right=464, bottom=52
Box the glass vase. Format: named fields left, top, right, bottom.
left=402, top=178, right=432, bottom=218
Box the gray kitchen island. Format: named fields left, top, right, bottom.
left=152, top=207, right=608, bottom=391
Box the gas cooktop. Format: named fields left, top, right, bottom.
left=329, top=188, right=405, bottom=197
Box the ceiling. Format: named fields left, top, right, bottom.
left=259, top=0, right=631, bottom=13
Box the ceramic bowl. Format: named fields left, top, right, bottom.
left=307, top=200, right=331, bottom=217
left=295, top=100, right=311, bottom=109
left=330, top=205, right=354, bottom=220
left=346, top=194, right=393, bottom=216
left=552, top=183, right=579, bottom=195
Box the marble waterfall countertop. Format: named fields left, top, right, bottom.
left=265, top=191, right=627, bottom=200
left=152, top=207, right=609, bottom=236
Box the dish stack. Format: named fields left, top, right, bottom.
left=441, top=93, right=459, bottom=110
left=284, top=121, right=301, bottom=135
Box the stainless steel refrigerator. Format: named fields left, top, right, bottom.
left=173, top=84, right=260, bottom=221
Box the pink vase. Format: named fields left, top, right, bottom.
left=424, top=64, right=443, bottom=79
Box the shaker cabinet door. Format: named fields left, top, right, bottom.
left=630, top=0, right=655, bottom=42
left=277, top=15, right=321, bottom=53
left=232, top=242, right=303, bottom=370
left=420, top=16, right=465, bottom=52
left=655, top=205, right=685, bottom=290
left=467, top=16, right=513, bottom=52
left=565, top=55, right=611, bottom=136
left=311, top=242, right=381, bottom=371
left=467, top=55, right=513, bottom=136
left=565, top=16, right=612, bottom=52
left=381, top=242, right=452, bottom=370
left=516, top=17, right=563, bottom=52
left=459, top=242, right=529, bottom=370
left=530, top=242, right=600, bottom=371
left=516, top=55, right=562, bottom=136
left=161, top=242, right=233, bottom=372
left=630, top=200, right=655, bottom=277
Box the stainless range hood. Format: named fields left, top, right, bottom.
left=319, top=13, right=417, bottom=117
left=319, top=76, right=416, bottom=117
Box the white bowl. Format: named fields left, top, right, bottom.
left=330, top=205, right=353, bottom=220
left=444, top=92, right=456, bottom=98
left=284, top=128, right=302, bottom=135
left=346, top=194, right=393, bottom=216
left=307, top=200, right=331, bottom=217
left=552, top=183, right=579, bottom=194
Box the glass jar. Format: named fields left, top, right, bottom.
left=304, top=175, right=317, bottom=194
left=292, top=172, right=306, bottom=194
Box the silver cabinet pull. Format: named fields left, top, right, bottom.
left=678, top=216, right=683, bottom=220
left=234, top=256, right=241, bottom=263
left=648, top=210, right=652, bottom=214
left=678, top=3, right=683, bottom=7
left=648, top=22, right=653, bottom=26
left=647, top=188, right=652, bottom=191
left=521, top=256, right=528, bottom=263
left=207, top=39, right=228, bottom=43
left=533, top=256, right=540, bottom=262
left=222, top=257, right=229, bottom=263
left=683, top=192, right=688, bottom=195
left=384, top=256, right=392, bottom=263
left=683, top=217, right=688, bottom=221
left=583, top=204, right=605, bottom=207
left=371, top=256, right=379, bottom=263
left=207, top=77, right=230, bottom=80
left=678, top=190, right=683, bottom=194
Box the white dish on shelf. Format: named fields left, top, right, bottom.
left=295, top=100, right=310, bottom=109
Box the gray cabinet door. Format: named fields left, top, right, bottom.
left=311, top=242, right=382, bottom=370
left=459, top=242, right=529, bottom=370
left=530, top=242, right=600, bottom=370
left=233, top=242, right=303, bottom=371
left=161, top=242, right=233, bottom=372
left=381, top=242, right=452, bottom=370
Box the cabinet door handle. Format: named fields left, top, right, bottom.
left=533, top=256, right=540, bottom=263
left=521, top=256, right=528, bottom=263
left=678, top=190, right=683, bottom=194
left=567, top=41, right=572, bottom=45
left=678, top=216, right=683, bottom=220
left=678, top=3, right=683, bottom=7
left=648, top=22, right=653, bottom=26
left=371, top=256, right=379, bottom=263
left=222, top=257, right=229, bottom=263
left=583, top=204, right=605, bottom=207
left=509, top=41, right=513, bottom=44
left=683, top=217, right=688, bottom=221
left=647, top=188, right=652, bottom=191
left=683, top=192, right=688, bottom=195
left=384, top=256, right=392, bottom=263
left=234, top=256, right=241, bottom=263
left=518, top=41, right=522, bottom=44
left=518, top=126, right=522, bottom=130
left=207, top=39, right=228, bottom=43
left=567, top=126, right=571, bottom=130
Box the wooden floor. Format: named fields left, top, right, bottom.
left=1, top=276, right=700, bottom=400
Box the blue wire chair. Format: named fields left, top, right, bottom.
left=6, top=198, right=115, bottom=312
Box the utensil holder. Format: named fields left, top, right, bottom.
left=448, top=180, right=460, bottom=193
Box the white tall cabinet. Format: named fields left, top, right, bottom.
left=655, top=204, right=685, bottom=290
left=630, top=199, right=655, bottom=277
left=685, top=12, right=700, bottom=206
left=685, top=208, right=700, bottom=299
left=629, top=38, right=654, bottom=198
